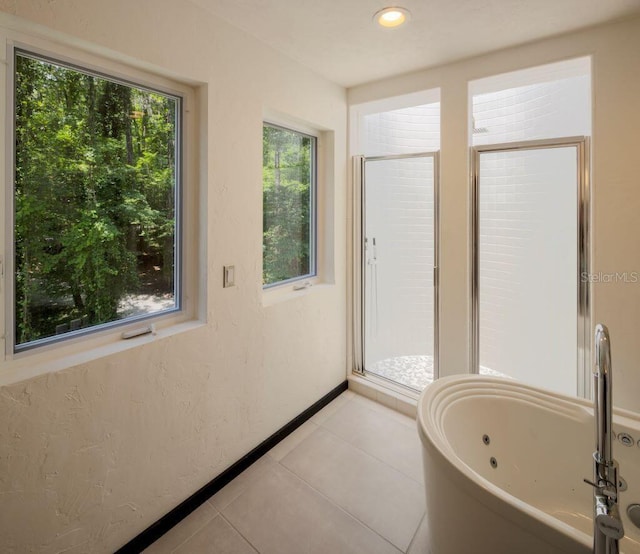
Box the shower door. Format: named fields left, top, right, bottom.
left=353, top=152, right=439, bottom=392
left=471, top=138, right=590, bottom=397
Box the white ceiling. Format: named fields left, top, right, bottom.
left=190, top=0, right=640, bottom=88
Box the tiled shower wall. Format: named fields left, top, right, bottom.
left=472, top=75, right=591, bottom=145
left=363, top=104, right=440, bottom=156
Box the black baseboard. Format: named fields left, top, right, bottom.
left=115, top=380, right=348, bottom=553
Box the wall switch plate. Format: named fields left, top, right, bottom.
left=223, top=265, right=235, bottom=288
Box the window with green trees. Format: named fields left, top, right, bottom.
left=13, top=50, right=180, bottom=350
left=263, top=123, right=316, bottom=287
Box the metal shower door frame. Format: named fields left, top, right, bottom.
left=352, top=151, right=441, bottom=387
left=470, top=136, right=591, bottom=398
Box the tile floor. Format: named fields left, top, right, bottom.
left=144, top=390, right=430, bottom=554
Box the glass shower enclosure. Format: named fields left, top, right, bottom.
left=471, top=137, right=590, bottom=397
left=353, top=152, right=439, bottom=392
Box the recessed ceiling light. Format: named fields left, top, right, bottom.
left=374, top=7, right=410, bottom=28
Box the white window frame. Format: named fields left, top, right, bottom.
left=10, top=47, right=183, bottom=352
left=0, top=28, right=203, bottom=383
left=262, top=121, right=318, bottom=289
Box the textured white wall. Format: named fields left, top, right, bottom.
left=348, top=16, right=640, bottom=412
left=0, top=1, right=347, bottom=552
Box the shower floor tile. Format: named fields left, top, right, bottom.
left=367, top=354, right=508, bottom=391
left=367, top=355, right=436, bottom=391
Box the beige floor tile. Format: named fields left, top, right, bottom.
left=220, top=457, right=400, bottom=554
left=174, top=514, right=257, bottom=553
left=407, top=514, right=430, bottom=554
left=210, top=456, right=280, bottom=512
left=281, top=428, right=425, bottom=552
left=267, top=420, right=318, bottom=462
left=144, top=501, right=218, bottom=553
left=149, top=391, right=425, bottom=554
left=321, top=398, right=424, bottom=483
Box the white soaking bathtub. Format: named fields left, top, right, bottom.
left=418, top=375, right=640, bottom=554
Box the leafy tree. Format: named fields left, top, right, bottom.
left=262, top=125, right=313, bottom=285
left=14, top=54, right=177, bottom=345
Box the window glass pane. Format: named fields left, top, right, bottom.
left=364, top=156, right=435, bottom=391
left=14, top=51, right=179, bottom=348
left=478, top=147, right=578, bottom=395
left=262, top=124, right=315, bottom=286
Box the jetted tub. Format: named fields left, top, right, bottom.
left=418, top=376, right=640, bottom=554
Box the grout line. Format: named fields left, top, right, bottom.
left=267, top=419, right=321, bottom=462
left=273, top=460, right=403, bottom=553
left=166, top=390, right=417, bottom=554
left=166, top=511, right=215, bottom=552
left=206, top=499, right=219, bottom=513
left=307, top=423, right=424, bottom=485
left=215, top=393, right=410, bottom=553
left=218, top=512, right=261, bottom=554
left=316, top=401, right=424, bottom=485
left=166, top=508, right=218, bottom=553
left=404, top=512, right=427, bottom=554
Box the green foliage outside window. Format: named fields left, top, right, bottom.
left=14, top=52, right=178, bottom=347
left=263, top=124, right=315, bottom=286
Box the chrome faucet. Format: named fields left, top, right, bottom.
left=584, top=324, right=624, bottom=554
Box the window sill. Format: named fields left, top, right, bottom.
left=262, top=279, right=331, bottom=307
left=0, top=318, right=205, bottom=387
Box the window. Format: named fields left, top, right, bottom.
left=12, top=49, right=181, bottom=351
left=262, top=123, right=316, bottom=287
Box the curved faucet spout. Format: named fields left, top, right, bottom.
left=594, top=324, right=613, bottom=466
left=589, top=323, right=624, bottom=554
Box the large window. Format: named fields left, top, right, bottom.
left=262, top=123, right=316, bottom=287
left=12, top=49, right=181, bottom=351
